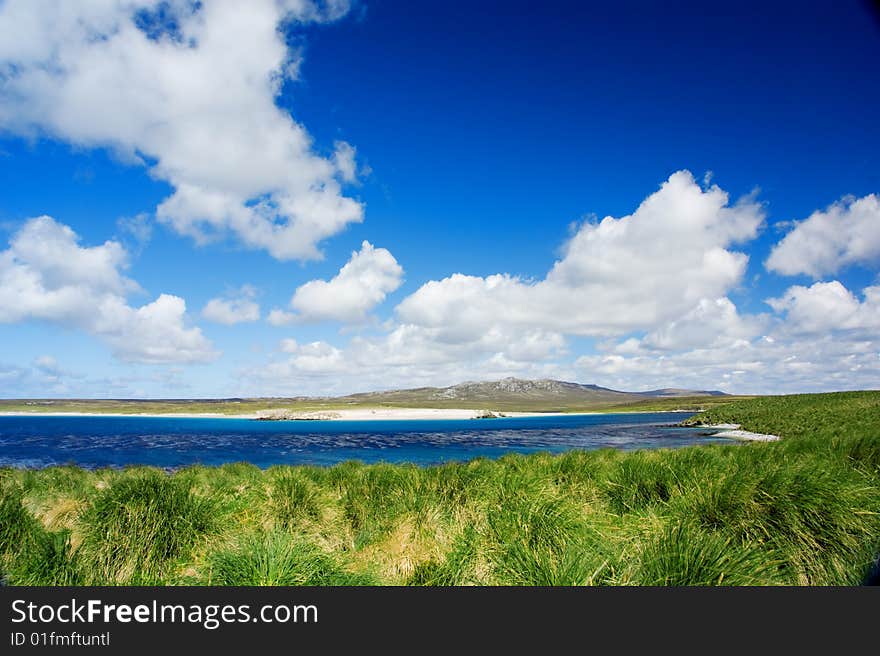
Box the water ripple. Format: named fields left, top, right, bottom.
left=0, top=412, right=732, bottom=469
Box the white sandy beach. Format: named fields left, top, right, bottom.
left=702, top=423, right=781, bottom=442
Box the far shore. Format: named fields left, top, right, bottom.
left=0, top=407, right=699, bottom=421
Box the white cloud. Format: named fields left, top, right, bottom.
left=640, top=297, right=766, bottom=351
left=242, top=320, right=572, bottom=395
left=97, top=293, right=219, bottom=363
left=266, top=339, right=346, bottom=376
left=240, top=173, right=879, bottom=396
left=248, top=259, right=880, bottom=399
left=0, top=358, right=75, bottom=396
left=202, top=285, right=260, bottom=325
left=33, top=355, right=60, bottom=375
left=247, top=288, right=880, bottom=397
left=272, top=241, right=404, bottom=323
left=116, top=212, right=153, bottom=245
left=243, top=172, right=809, bottom=395
left=766, top=281, right=880, bottom=335
left=574, top=331, right=880, bottom=396
left=332, top=141, right=358, bottom=183
left=245, top=331, right=573, bottom=396
left=0, top=358, right=207, bottom=398
left=0, top=0, right=362, bottom=261
left=766, top=194, right=880, bottom=277
left=280, top=338, right=300, bottom=354
left=572, top=282, right=880, bottom=395
left=0, top=216, right=217, bottom=363
left=266, top=308, right=298, bottom=327
left=397, top=170, right=764, bottom=338
left=350, top=324, right=566, bottom=370
left=0, top=215, right=134, bottom=315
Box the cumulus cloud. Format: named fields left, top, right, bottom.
left=573, top=282, right=880, bottom=395
left=245, top=327, right=572, bottom=396
left=271, top=241, right=404, bottom=324
left=96, top=293, right=219, bottom=363
left=640, top=297, right=766, bottom=351
left=244, top=172, right=784, bottom=394
left=242, top=319, right=571, bottom=395
left=0, top=0, right=362, bottom=261
left=766, top=281, right=880, bottom=335
left=766, top=194, right=880, bottom=277
left=0, top=215, right=134, bottom=315
left=574, top=329, right=880, bottom=396
left=245, top=172, right=880, bottom=396
left=266, top=308, right=298, bottom=327
left=347, top=324, right=566, bottom=371
left=397, top=170, right=765, bottom=338
left=202, top=285, right=261, bottom=325
left=0, top=216, right=216, bottom=363
left=267, top=338, right=346, bottom=375
left=332, top=141, right=358, bottom=183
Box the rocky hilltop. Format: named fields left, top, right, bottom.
left=342, top=377, right=726, bottom=410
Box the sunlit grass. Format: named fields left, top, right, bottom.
left=2, top=391, right=879, bottom=585
left=77, top=471, right=218, bottom=584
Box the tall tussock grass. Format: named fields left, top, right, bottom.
left=11, top=530, right=84, bottom=586
left=1, top=391, right=879, bottom=585
left=78, top=471, right=217, bottom=584
left=603, top=452, right=682, bottom=513
left=1, top=481, right=43, bottom=583
left=0, top=480, right=83, bottom=585
left=486, top=495, right=609, bottom=585
left=202, top=532, right=376, bottom=585
left=0, top=482, right=40, bottom=560
left=267, top=469, right=324, bottom=530
left=634, top=523, right=780, bottom=586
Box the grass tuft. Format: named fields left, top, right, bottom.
left=203, top=532, right=376, bottom=585
left=634, top=522, right=780, bottom=586
left=267, top=470, right=323, bottom=531
left=78, top=471, right=216, bottom=584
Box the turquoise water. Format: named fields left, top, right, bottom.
left=0, top=412, right=731, bottom=469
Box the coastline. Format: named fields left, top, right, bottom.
left=699, top=423, right=781, bottom=442
left=0, top=407, right=695, bottom=421
left=0, top=408, right=577, bottom=421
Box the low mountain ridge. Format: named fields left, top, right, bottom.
left=634, top=388, right=728, bottom=398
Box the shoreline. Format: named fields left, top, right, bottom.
left=0, top=407, right=697, bottom=421
left=698, top=423, right=781, bottom=442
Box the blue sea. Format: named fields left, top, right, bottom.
left=0, top=412, right=735, bottom=470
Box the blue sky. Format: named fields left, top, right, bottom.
left=0, top=0, right=878, bottom=398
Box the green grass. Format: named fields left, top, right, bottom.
left=200, top=532, right=377, bottom=585
left=2, top=391, right=879, bottom=585
left=634, top=522, right=781, bottom=586
left=77, top=471, right=218, bottom=584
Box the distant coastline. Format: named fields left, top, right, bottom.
left=0, top=407, right=697, bottom=421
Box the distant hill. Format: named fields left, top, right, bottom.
left=0, top=377, right=734, bottom=415
left=634, top=388, right=728, bottom=398
left=341, top=377, right=727, bottom=410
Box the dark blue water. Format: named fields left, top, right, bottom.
left=0, top=412, right=733, bottom=469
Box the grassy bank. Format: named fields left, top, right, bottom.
left=2, top=391, right=878, bottom=585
